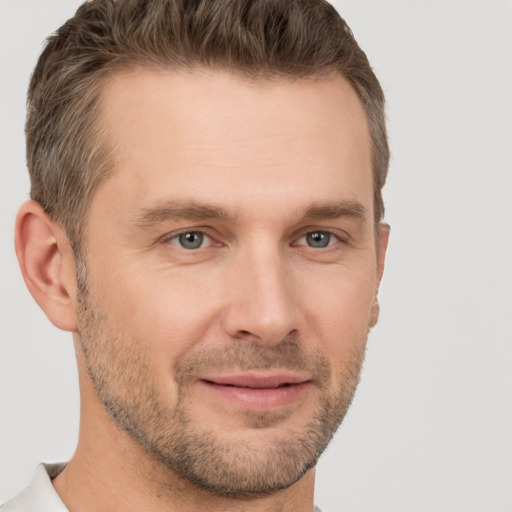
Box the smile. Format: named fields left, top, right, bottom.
left=199, top=373, right=313, bottom=409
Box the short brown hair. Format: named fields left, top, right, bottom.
left=26, top=0, right=389, bottom=247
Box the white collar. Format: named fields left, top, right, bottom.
left=1, top=463, right=68, bottom=512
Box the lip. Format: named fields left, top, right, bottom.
left=199, top=373, right=313, bottom=409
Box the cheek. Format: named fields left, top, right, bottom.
left=305, top=275, right=374, bottom=392
left=89, top=249, right=377, bottom=368
left=298, top=263, right=377, bottom=354
left=96, top=265, right=223, bottom=358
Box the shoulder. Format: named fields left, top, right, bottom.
left=1, top=463, right=68, bottom=512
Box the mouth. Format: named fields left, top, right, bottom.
left=199, top=373, right=313, bottom=409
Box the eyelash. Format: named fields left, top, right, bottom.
left=165, top=230, right=214, bottom=250
left=294, top=231, right=342, bottom=249
left=164, top=229, right=346, bottom=251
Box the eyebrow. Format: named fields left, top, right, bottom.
left=301, top=201, right=367, bottom=223
left=132, top=202, right=235, bottom=227
left=132, top=199, right=367, bottom=228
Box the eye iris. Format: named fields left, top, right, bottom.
left=178, top=232, right=203, bottom=249
left=306, top=231, right=330, bottom=248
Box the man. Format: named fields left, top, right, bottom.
left=2, top=0, right=389, bottom=511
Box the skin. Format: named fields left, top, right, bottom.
left=15, top=69, right=389, bottom=512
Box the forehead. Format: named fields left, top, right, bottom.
left=93, top=68, right=373, bottom=221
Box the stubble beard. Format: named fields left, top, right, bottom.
left=75, top=260, right=367, bottom=498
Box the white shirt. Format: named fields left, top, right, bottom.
left=0, top=463, right=68, bottom=512
left=1, top=464, right=326, bottom=511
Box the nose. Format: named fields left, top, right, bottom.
left=220, top=244, right=300, bottom=346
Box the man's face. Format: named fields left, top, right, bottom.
left=76, top=69, right=385, bottom=497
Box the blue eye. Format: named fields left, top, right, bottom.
left=300, top=231, right=336, bottom=248
left=171, top=231, right=207, bottom=250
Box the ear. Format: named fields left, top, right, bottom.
left=369, top=223, right=390, bottom=328
left=15, top=200, right=78, bottom=332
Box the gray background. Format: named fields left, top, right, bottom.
left=1, top=1, right=511, bottom=510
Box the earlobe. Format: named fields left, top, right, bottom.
left=369, top=223, right=390, bottom=328
left=15, top=200, right=78, bottom=332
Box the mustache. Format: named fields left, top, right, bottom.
left=173, top=337, right=331, bottom=387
